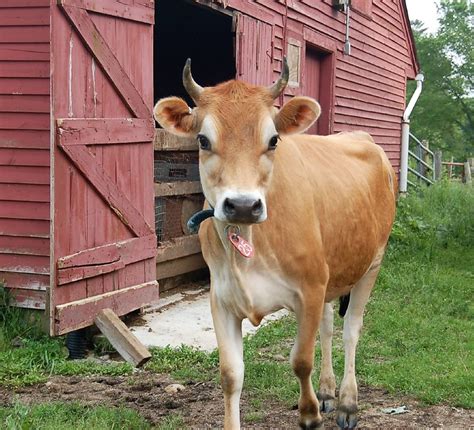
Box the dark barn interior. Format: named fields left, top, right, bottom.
left=154, top=0, right=236, bottom=106
left=153, top=1, right=235, bottom=281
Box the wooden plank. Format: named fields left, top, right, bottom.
left=0, top=130, right=49, bottom=149
left=60, top=5, right=150, bottom=118
left=0, top=62, right=50, bottom=78
left=58, top=260, right=125, bottom=285
left=119, top=234, right=157, bottom=265
left=0, top=166, right=49, bottom=184
left=0, top=78, right=50, bottom=96
left=59, top=144, right=154, bottom=237
left=464, top=162, right=472, bottom=184
left=94, top=308, right=151, bottom=367
left=0, top=8, right=49, bottom=26
left=54, top=280, right=159, bottom=335
left=0, top=148, right=50, bottom=166
left=58, top=242, right=120, bottom=269
left=60, top=0, right=154, bottom=24
left=0, top=253, right=49, bottom=275
left=0, top=183, right=49, bottom=203
left=0, top=271, right=49, bottom=291
left=156, top=253, right=206, bottom=280
left=0, top=219, right=49, bottom=238
left=0, top=26, right=49, bottom=43
left=57, top=118, right=155, bottom=145
left=154, top=129, right=197, bottom=151
left=156, top=234, right=201, bottom=263
left=0, top=44, right=49, bottom=61
left=0, top=1, right=49, bottom=7
left=154, top=181, right=202, bottom=197
left=58, top=235, right=156, bottom=268
left=0, top=235, right=49, bottom=256
left=8, top=288, right=45, bottom=310
left=226, top=0, right=274, bottom=24
left=0, top=95, right=50, bottom=113
left=0, top=201, right=49, bottom=221
left=0, top=113, right=49, bottom=130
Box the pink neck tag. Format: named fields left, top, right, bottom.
left=227, top=229, right=254, bottom=258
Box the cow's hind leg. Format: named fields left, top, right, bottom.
left=317, top=302, right=336, bottom=413
left=336, top=262, right=382, bottom=430
left=291, top=288, right=326, bottom=429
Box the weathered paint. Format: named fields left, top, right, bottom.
left=50, top=0, right=157, bottom=335
left=0, top=1, right=51, bottom=308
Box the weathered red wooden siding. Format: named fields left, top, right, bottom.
left=227, top=0, right=418, bottom=173
left=0, top=0, right=51, bottom=309
left=50, top=0, right=157, bottom=335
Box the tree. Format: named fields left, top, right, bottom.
left=408, top=0, right=473, bottom=159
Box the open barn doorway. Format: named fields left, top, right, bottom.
left=153, top=1, right=235, bottom=288
left=154, top=0, right=236, bottom=106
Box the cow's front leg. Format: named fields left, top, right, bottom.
left=291, top=290, right=325, bottom=429
left=211, top=293, right=244, bottom=430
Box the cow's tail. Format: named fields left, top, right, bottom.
left=338, top=294, right=350, bottom=317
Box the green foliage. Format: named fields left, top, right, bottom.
left=0, top=402, right=150, bottom=430
left=409, top=0, right=474, bottom=159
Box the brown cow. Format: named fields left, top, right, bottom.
left=154, top=59, right=397, bottom=430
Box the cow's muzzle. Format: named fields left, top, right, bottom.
left=223, top=196, right=264, bottom=224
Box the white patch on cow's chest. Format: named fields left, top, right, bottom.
left=213, top=262, right=297, bottom=325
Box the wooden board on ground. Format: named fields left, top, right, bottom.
left=94, top=308, right=151, bottom=367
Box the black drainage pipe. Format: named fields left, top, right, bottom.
left=66, top=328, right=88, bottom=359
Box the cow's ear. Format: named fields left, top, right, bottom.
left=153, top=97, right=198, bottom=137
left=274, top=97, right=320, bottom=135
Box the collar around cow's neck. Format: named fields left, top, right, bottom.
left=186, top=206, right=215, bottom=233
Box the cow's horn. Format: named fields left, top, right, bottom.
left=268, top=57, right=289, bottom=99
left=183, top=58, right=203, bottom=104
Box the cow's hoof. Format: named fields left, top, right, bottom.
left=335, top=405, right=358, bottom=429
left=299, top=418, right=324, bottom=429
left=317, top=393, right=336, bottom=413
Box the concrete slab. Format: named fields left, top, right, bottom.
left=131, top=286, right=288, bottom=352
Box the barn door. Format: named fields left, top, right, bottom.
left=50, top=1, right=158, bottom=335
left=235, top=13, right=273, bottom=85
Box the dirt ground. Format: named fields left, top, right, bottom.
left=0, top=372, right=472, bottom=429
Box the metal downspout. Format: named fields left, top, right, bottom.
left=400, top=73, right=424, bottom=193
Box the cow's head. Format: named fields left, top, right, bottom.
left=154, top=59, right=320, bottom=225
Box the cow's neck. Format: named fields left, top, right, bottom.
left=214, top=220, right=253, bottom=266
left=212, top=219, right=263, bottom=321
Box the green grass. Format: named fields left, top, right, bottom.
left=0, top=401, right=150, bottom=430
left=0, top=181, right=472, bottom=429
left=155, top=414, right=187, bottom=430
left=0, top=289, right=133, bottom=387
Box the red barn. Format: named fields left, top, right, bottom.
left=0, top=0, right=418, bottom=336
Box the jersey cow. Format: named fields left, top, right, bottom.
left=154, top=59, right=397, bottom=430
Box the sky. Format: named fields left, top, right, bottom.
left=405, top=0, right=440, bottom=34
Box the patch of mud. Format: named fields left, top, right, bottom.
left=0, top=373, right=472, bottom=429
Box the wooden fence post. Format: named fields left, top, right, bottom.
left=434, top=150, right=442, bottom=181
left=448, top=156, right=454, bottom=179
left=464, top=161, right=472, bottom=185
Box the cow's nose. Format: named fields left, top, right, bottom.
left=223, top=197, right=264, bottom=223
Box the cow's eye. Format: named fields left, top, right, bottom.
left=268, top=135, right=279, bottom=150
left=197, top=134, right=211, bottom=150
